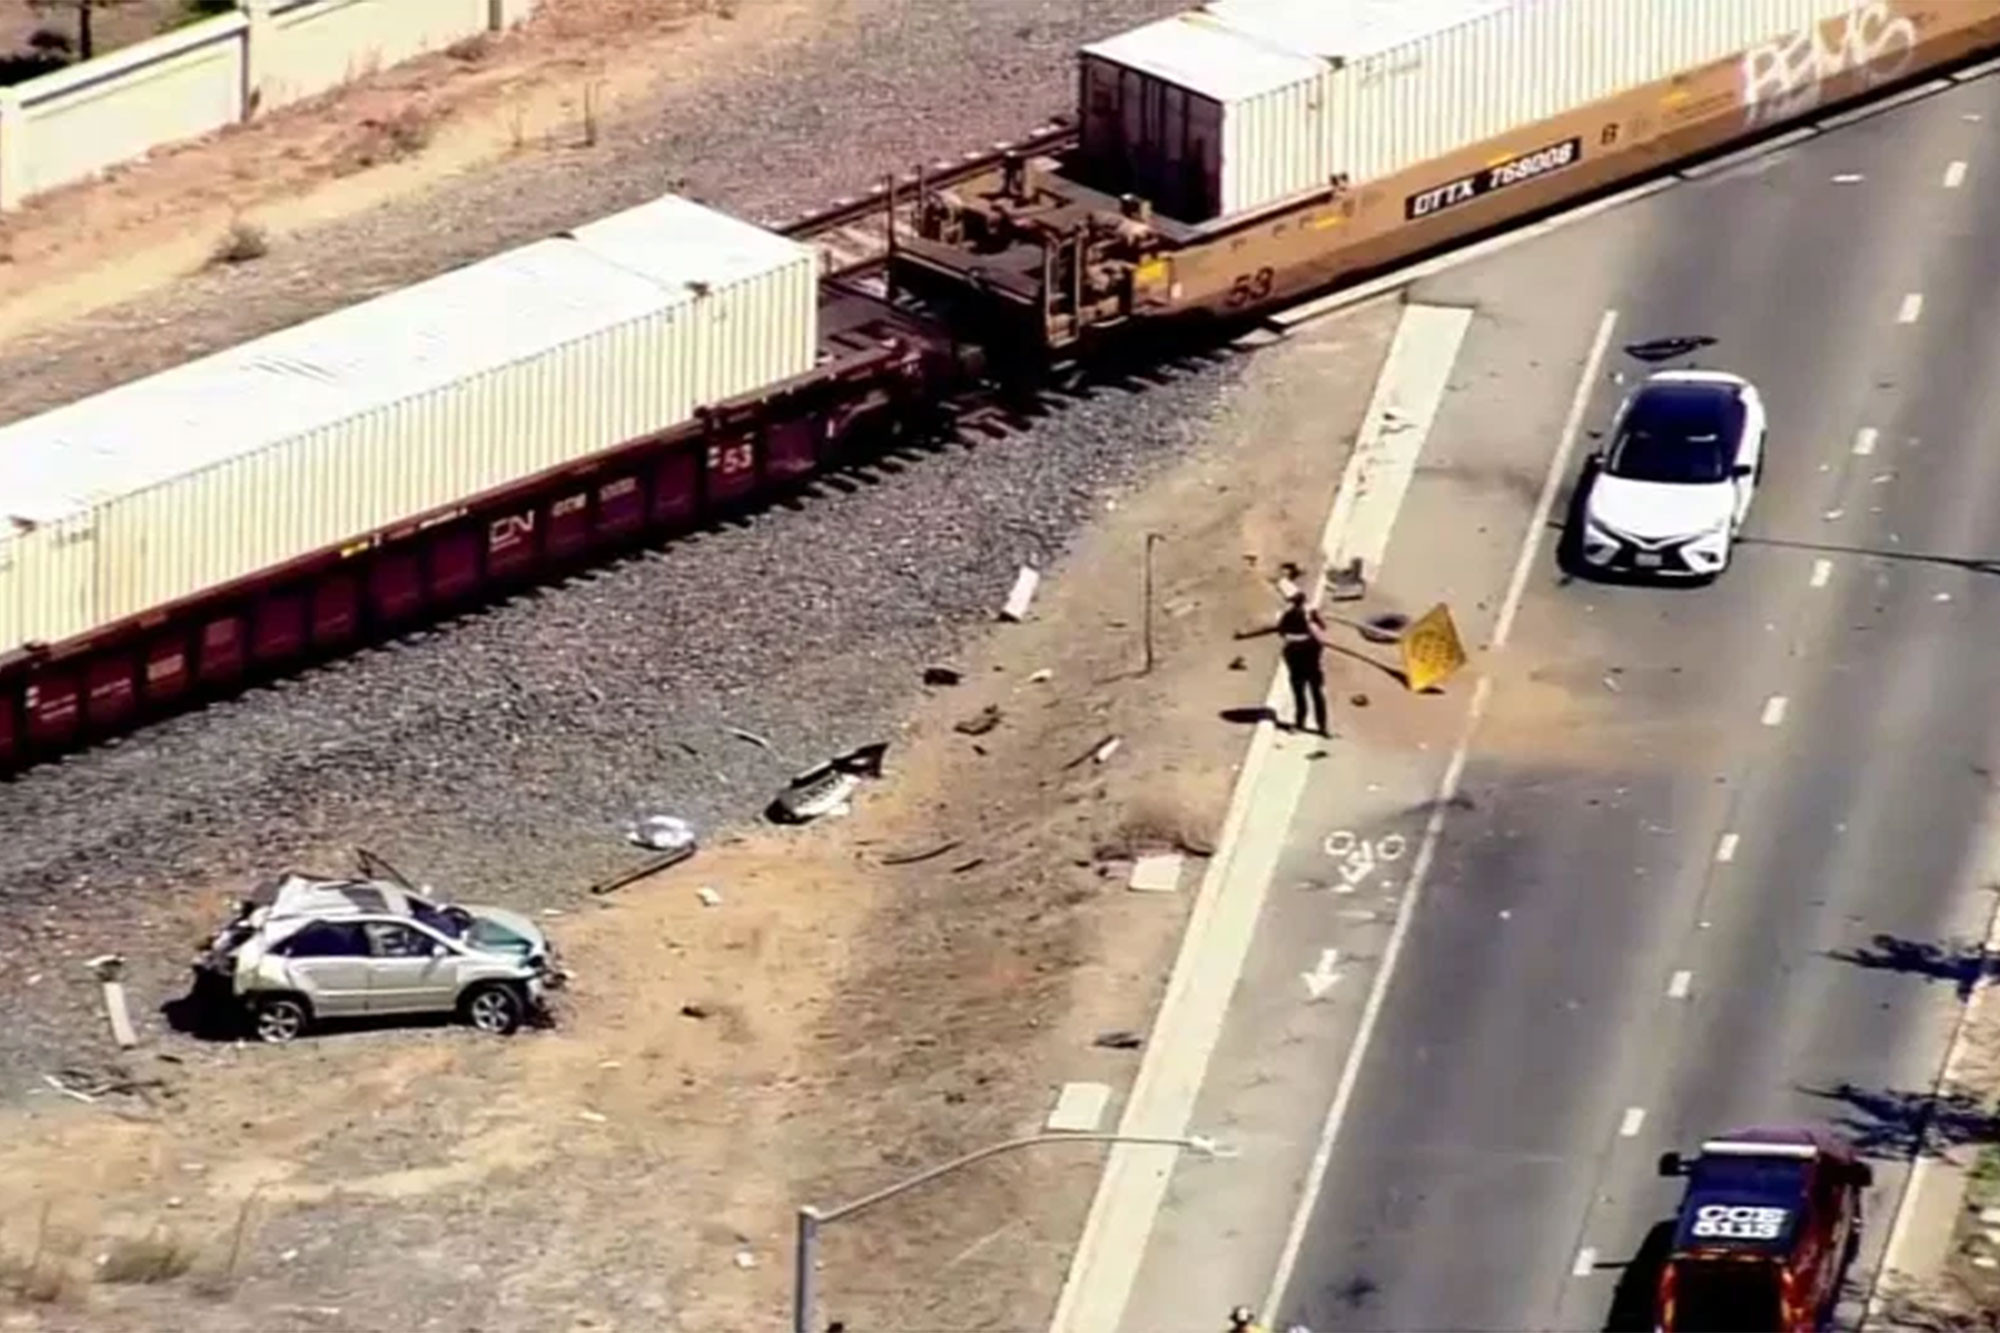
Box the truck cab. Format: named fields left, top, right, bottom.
left=1654, top=1127, right=1872, bottom=1332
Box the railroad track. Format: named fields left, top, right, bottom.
left=778, top=117, right=1077, bottom=285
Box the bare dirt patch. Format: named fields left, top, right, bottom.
left=0, top=303, right=1402, bottom=1333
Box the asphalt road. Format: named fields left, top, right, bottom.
left=1115, top=71, right=2000, bottom=1333
left=1279, top=77, right=2000, bottom=1333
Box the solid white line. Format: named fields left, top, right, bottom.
left=1945, top=159, right=1969, bottom=189
left=1715, top=833, right=1740, bottom=864
left=1668, top=969, right=1694, bottom=999
left=1761, top=695, right=1789, bottom=727
left=1047, top=305, right=1473, bottom=1333
left=1262, top=674, right=1493, bottom=1319
left=1619, top=1107, right=1647, bottom=1138
left=1854, top=427, right=1879, bottom=456
left=1492, top=309, right=1620, bottom=651
left=1573, top=1246, right=1599, bottom=1277
left=1898, top=293, right=1925, bottom=324
left=1811, top=558, right=1833, bottom=588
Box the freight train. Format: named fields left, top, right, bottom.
left=3, top=0, right=1997, bottom=777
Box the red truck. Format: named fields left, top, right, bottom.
left=1654, top=1126, right=1873, bottom=1332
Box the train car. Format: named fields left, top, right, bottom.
left=0, top=195, right=954, bottom=775
left=889, top=0, right=2000, bottom=359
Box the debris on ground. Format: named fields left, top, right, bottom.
left=922, top=665, right=964, bottom=686
left=1000, top=565, right=1041, bottom=622
left=696, top=886, right=723, bottom=908
left=1093, top=1030, right=1144, bottom=1050
left=1228, top=656, right=1247, bottom=670
left=879, top=840, right=962, bottom=867
left=681, top=1003, right=710, bottom=1020
left=1351, top=693, right=1370, bottom=707
left=765, top=742, right=891, bottom=825
left=955, top=705, right=1003, bottom=737
left=1027, top=668, right=1053, bottom=683
left=1063, top=735, right=1121, bottom=770
left=88, top=953, right=140, bottom=1049
left=1127, top=852, right=1184, bottom=894
left=625, top=813, right=698, bottom=854
left=1327, top=556, right=1368, bottom=602
left=726, top=726, right=778, bottom=753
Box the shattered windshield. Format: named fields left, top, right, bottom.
left=405, top=896, right=465, bottom=940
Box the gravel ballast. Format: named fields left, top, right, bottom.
left=0, top=354, right=1251, bottom=1092
left=0, top=0, right=1224, bottom=1085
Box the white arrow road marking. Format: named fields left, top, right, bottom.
left=1302, top=949, right=1341, bottom=1000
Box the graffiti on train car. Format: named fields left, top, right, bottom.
left=1740, top=0, right=1918, bottom=129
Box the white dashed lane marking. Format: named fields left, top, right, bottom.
left=1573, top=1247, right=1599, bottom=1278
left=1668, top=970, right=1694, bottom=999
left=1619, top=1107, right=1647, bottom=1137
left=1898, top=293, right=1925, bottom=324
left=1853, top=427, right=1878, bottom=456
left=1761, top=695, right=1789, bottom=727
left=1810, top=559, right=1833, bottom=588
left=1715, top=832, right=1740, bottom=863
left=1945, top=159, right=1969, bottom=188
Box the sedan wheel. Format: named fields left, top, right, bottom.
left=463, top=984, right=524, bottom=1036
left=255, top=997, right=309, bottom=1044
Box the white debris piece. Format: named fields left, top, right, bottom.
left=626, top=813, right=697, bottom=853
left=1000, top=565, right=1041, bottom=622
left=735, top=1250, right=758, bottom=1270
left=1128, top=852, right=1184, bottom=894
left=696, top=887, right=723, bottom=908
left=1046, top=1081, right=1112, bottom=1133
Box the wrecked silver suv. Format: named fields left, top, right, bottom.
left=190, top=851, right=567, bottom=1044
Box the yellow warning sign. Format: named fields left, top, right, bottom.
left=1399, top=603, right=1467, bottom=694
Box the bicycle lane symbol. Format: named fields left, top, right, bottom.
left=1320, top=828, right=1408, bottom=894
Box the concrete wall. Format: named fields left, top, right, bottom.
left=0, top=0, right=538, bottom=211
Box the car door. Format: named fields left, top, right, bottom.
left=361, top=920, right=460, bottom=1015
left=271, top=920, right=373, bottom=1016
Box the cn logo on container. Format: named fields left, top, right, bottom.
left=489, top=513, right=535, bottom=552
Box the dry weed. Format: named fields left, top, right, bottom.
left=445, top=33, right=494, bottom=63
left=209, top=219, right=269, bottom=266
left=95, top=1228, right=195, bottom=1285
left=335, top=103, right=439, bottom=175
left=1100, top=789, right=1214, bottom=860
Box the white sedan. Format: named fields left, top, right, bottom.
left=1576, top=369, right=1767, bottom=579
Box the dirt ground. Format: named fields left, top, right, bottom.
left=0, top=0, right=829, bottom=346
left=0, top=304, right=1404, bottom=1331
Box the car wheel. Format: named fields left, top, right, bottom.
left=254, top=995, right=310, bottom=1044
left=461, top=983, right=525, bottom=1036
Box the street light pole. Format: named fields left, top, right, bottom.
left=792, top=1131, right=1225, bottom=1333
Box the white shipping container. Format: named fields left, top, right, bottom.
left=1078, top=12, right=1332, bottom=223
left=1090, top=0, right=1919, bottom=220
left=0, top=194, right=818, bottom=653
left=1219, top=0, right=1894, bottom=187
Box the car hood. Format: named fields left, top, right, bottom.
left=1587, top=474, right=1734, bottom=543
left=459, top=905, right=550, bottom=959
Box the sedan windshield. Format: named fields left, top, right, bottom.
left=1604, top=385, right=1744, bottom=485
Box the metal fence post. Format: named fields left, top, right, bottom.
left=793, top=1204, right=822, bottom=1333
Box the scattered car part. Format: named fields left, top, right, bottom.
left=767, top=742, right=890, bottom=824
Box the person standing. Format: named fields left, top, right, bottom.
left=1275, top=590, right=1332, bottom=736
left=1237, top=587, right=1332, bottom=736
